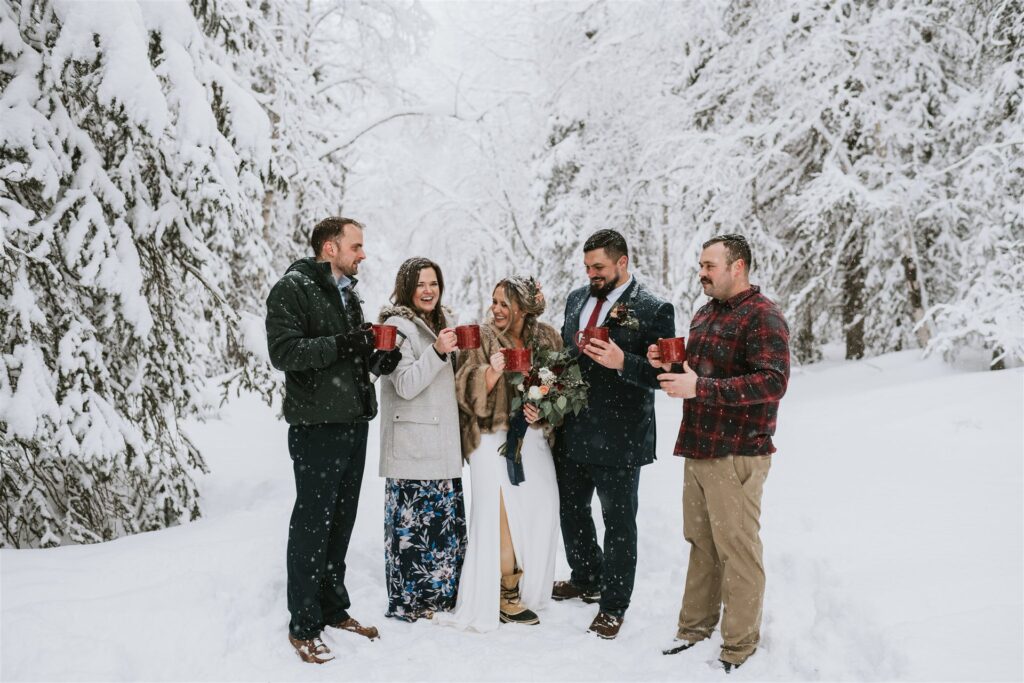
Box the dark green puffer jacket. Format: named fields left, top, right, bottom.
left=265, top=257, right=377, bottom=425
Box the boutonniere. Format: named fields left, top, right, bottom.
left=604, top=301, right=640, bottom=330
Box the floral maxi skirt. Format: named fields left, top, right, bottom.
left=384, top=477, right=467, bottom=621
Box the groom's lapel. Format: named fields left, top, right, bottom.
left=607, top=278, right=641, bottom=346
left=620, top=278, right=639, bottom=305
left=566, top=289, right=587, bottom=340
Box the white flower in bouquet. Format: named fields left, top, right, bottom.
left=538, top=367, right=556, bottom=384
left=517, top=383, right=525, bottom=392
left=527, top=385, right=543, bottom=401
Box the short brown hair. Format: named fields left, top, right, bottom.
left=310, top=217, right=364, bottom=257
left=583, top=229, right=629, bottom=262
left=703, top=233, right=753, bottom=272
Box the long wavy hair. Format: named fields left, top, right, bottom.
left=493, top=275, right=545, bottom=344
left=391, top=257, right=448, bottom=332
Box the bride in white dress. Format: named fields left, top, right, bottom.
left=436, top=277, right=561, bottom=631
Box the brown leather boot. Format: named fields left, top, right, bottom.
left=587, top=611, right=623, bottom=639
left=500, top=571, right=540, bottom=625
left=328, top=617, right=380, bottom=641
left=551, top=580, right=600, bottom=603
left=288, top=634, right=335, bottom=664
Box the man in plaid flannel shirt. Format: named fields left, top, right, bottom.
left=649, top=234, right=790, bottom=673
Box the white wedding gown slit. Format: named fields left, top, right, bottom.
left=436, top=427, right=560, bottom=632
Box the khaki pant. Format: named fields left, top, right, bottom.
left=676, top=454, right=771, bottom=665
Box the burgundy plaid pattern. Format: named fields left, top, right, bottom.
left=674, top=286, right=790, bottom=459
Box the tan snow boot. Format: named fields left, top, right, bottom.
left=500, top=571, right=539, bottom=625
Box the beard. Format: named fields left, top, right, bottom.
left=589, top=278, right=617, bottom=298
left=589, top=268, right=622, bottom=298
left=340, top=259, right=359, bottom=277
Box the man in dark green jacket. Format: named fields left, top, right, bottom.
left=265, top=216, right=400, bottom=664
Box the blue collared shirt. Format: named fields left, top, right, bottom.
left=336, top=274, right=353, bottom=308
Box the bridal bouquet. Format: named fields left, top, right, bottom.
left=499, top=347, right=589, bottom=484
left=507, top=347, right=589, bottom=428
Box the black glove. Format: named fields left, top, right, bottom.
left=369, top=348, right=402, bottom=376
left=335, top=325, right=374, bottom=359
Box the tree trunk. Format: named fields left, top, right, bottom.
left=793, top=305, right=821, bottom=364
left=842, top=234, right=865, bottom=360
left=901, top=253, right=930, bottom=348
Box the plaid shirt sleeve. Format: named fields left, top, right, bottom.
left=694, top=302, right=790, bottom=406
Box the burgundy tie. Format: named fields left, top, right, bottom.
left=584, top=296, right=607, bottom=330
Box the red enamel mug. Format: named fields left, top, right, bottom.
left=657, top=337, right=686, bottom=364
left=371, top=324, right=398, bottom=351
left=501, top=348, right=532, bottom=373
left=574, top=326, right=609, bottom=349
left=455, top=324, right=481, bottom=350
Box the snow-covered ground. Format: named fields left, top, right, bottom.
left=2, top=352, right=1022, bottom=681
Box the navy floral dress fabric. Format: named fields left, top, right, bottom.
left=384, top=478, right=467, bottom=620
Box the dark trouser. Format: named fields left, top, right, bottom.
left=286, top=422, right=368, bottom=639
left=554, top=456, right=641, bottom=617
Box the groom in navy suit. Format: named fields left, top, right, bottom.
left=552, top=229, right=675, bottom=639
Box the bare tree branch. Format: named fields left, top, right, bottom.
left=312, top=110, right=467, bottom=165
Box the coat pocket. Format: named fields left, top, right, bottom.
left=391, top=405, right=441, bottom=459
left=392, top=405, right=440, bottom=425
left=286, top=369, right=318, bottom=404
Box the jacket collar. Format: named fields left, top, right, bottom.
left=301, top=259, right=359, bottom=289
left=285, top=258, right=340, bottom=299
left=618, top=276, right=639, bottom=303
left=378, top=304, right=451, bottom=340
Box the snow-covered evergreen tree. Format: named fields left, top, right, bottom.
left=0, top=0, right=275, bottom=547
left=0, top=0, right=435, bottom=548
left=923, top=0, right=1024, bottom=367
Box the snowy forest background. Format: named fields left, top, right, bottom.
left=1, top=0, right=1021, bottom=549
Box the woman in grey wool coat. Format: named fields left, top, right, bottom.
left=378, top=257, right=466, bottom=622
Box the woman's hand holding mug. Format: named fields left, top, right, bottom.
left=488, top=350, right=506, bottom=373
left=434, top=327, right=458, bottom=355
